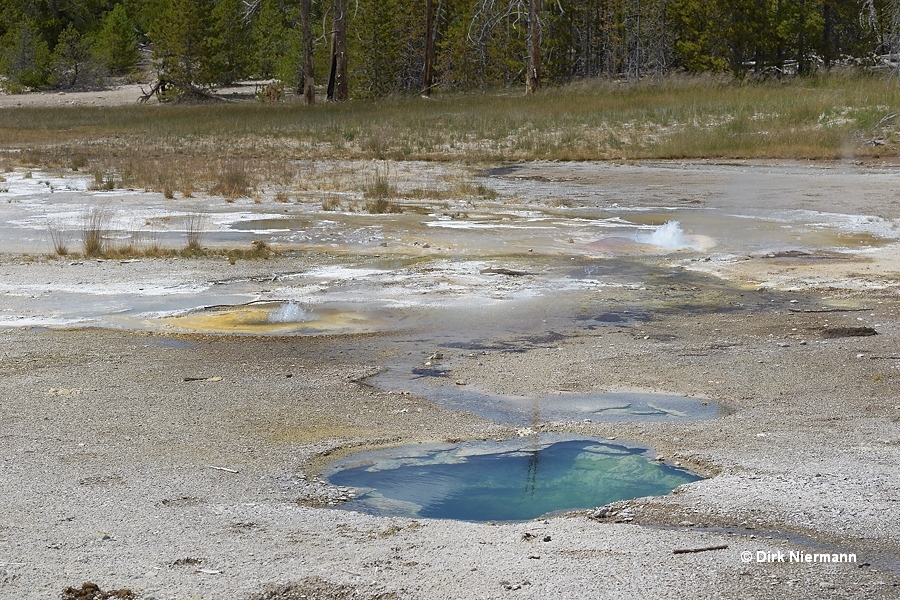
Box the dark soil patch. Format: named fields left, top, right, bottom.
left=820, top=326, right=878, bottom=338
left=61, top=582, right=136, bottom=600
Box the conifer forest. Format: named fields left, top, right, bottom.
left=2, top=0, right=899, bottom=100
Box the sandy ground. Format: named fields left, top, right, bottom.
left=0, top=84, right=153, bottom=108
left=0, top=83, right=271, bottom=108
left=0, top=96, right=899, bottom=599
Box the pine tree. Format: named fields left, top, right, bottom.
left=0, top=19, right=53, bottom=92
left=149, top=0, right=214, bottom=92
left=51, top=22, right=91, bottom=88
left=250, top=0, right=289, bottom=80
left=93, top=4, right=140, bottom=76
left=209, top=0, right=251, bottom=84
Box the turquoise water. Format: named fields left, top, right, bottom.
left=327, top=436, right=701, bottom=522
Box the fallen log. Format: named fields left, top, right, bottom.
left=138, top=76, right=234, bottom=104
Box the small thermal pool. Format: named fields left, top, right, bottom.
left=326, top=435, right=701, bottom=522
left=370, top=366, right=723, bottom=424
left=159, top=300, right=399, bottom=335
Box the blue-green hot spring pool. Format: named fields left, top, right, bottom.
left=326, top=435, right=701, bottom=522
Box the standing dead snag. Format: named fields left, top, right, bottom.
left=327, top=0, right=349, bottom=102
left=526, top=0, right=541, bottom=94
left=469, top=0, right=542, bottom=94
left=300, top=0, right=315, bottom=104
left=424, top=0, right=443, bottom=96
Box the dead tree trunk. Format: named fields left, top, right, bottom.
left=424, top=0, right=435, bottom=95
left=526, top=0, right=541, bottom=94
left=423, top=0, right=444, bottom=95
left=300, top=0, right=314, bottom=104
left=327, top=0, right=349, bottom=102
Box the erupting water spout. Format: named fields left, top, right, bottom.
left=268, top=301, right=309, bottom=323
left=641, top=221, right=692, bottom=249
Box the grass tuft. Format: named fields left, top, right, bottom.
left=90, top=169, right=117, bottom=191
left=226, top=240, right=276, bottom=263
left=82, top=207, right=109, bottom=257
left=365, top=198, right=401, bottom=214
left=48, top=222, right=69, bottom=256
left=364, top=163, right=401, bottom=214
left=211, top=160, right=252, bottom=199
left=185, top=213, right=205, bottom=252
left=321, top=196, right=341, bottom=211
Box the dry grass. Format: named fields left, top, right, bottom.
left=47, top=223, right=69, bottom=256
left=82, top=207, right=109, bottom=257
left=363, top=163, right=402, bottom=213
left=365, top=197, right=401, bottom=214
left=38, top=209, right=272, bottom=261
left=90, top=169, right=117, bottom=191
left=321, top=196, right=341, bottom=211
left=211, top=160, right=252, bottom=199
left=184, top=213, right=205, bottom=252
left=2, top=73, right=900, bottom=200
left=226, top=240, right=275, bottom=264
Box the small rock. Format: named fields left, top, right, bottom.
left=542, top=536, right=551, bottom=542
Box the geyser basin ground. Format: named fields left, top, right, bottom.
left=2, top=160, right=900, bottom=598
left=326, top=435, right=701, bottom=522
